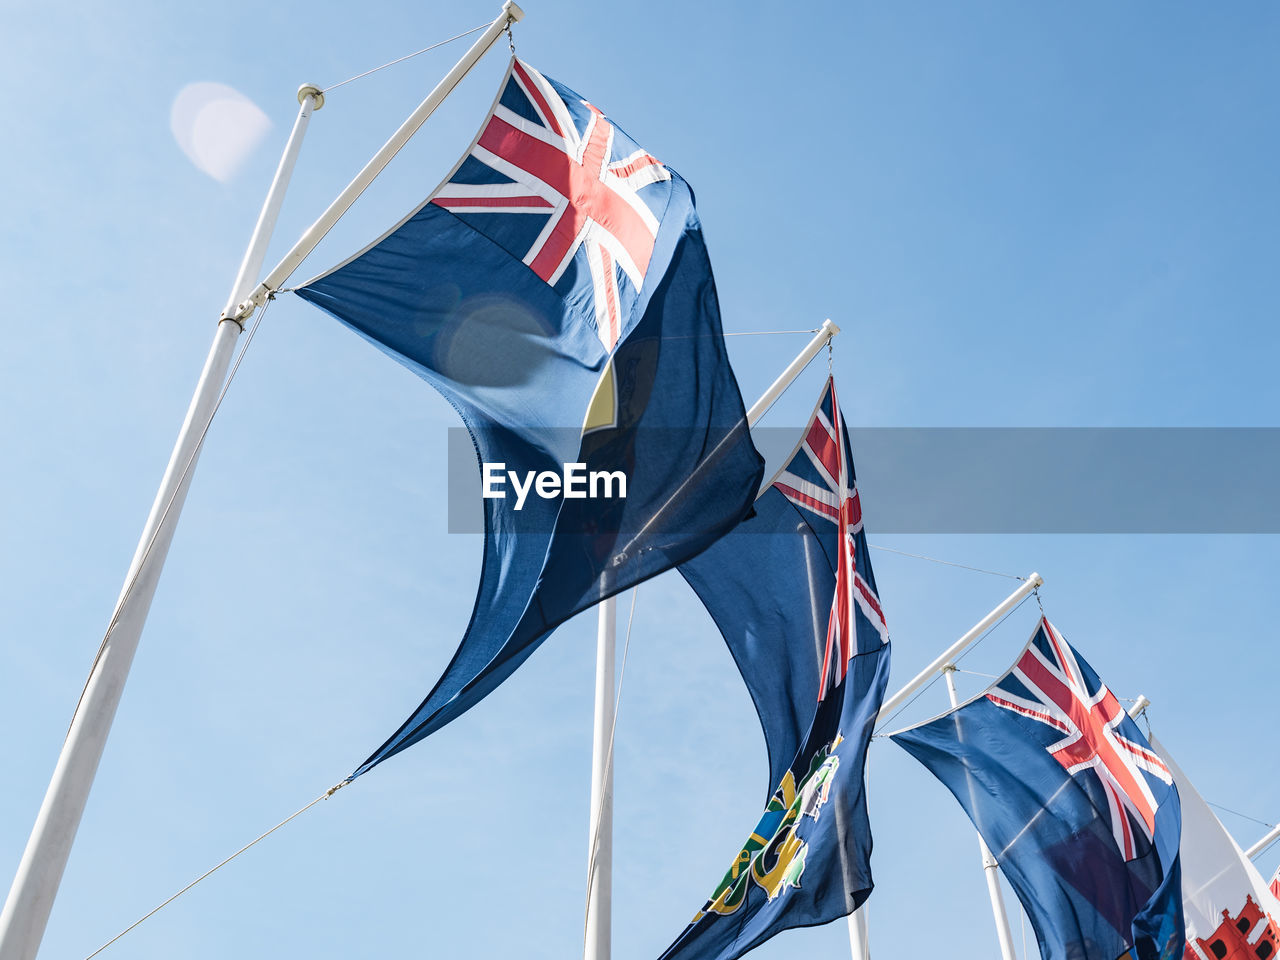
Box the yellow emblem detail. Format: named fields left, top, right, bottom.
left=752, top=831, right=808, bottom=900
left=691, top=737, right=842, bottom=923
left=581, top=360, right=618, bottom=436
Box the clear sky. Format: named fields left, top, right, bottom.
left=1, top=2, right=1277, bottom=958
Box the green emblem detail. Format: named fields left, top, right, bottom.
left=775, top=841, right=808, bottom=899
left=692, top=735, right=844, bottom=922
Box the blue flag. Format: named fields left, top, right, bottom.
left=661, top=378, right=891, bottom=960
left=892, top=619, right=1184, bottom=960
left=295, top=59, right=764, bottom=778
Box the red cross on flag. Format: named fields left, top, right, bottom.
left=432, top=60, right=671, bottom=352
left=987, top=617, right=1173, bottom=860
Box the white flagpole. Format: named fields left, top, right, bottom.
left=847, top=747, right=871, bottom=960
left=0, top=86, right=324, bottom=960
left=746, top=320, right=839, bottom=426
left=583, top=320, right=841, bottom=960
left=845, top=573, right=1043, bottom=958
left=847, top=902, right=871, bottom=959
left=1247, top=825, right=1280, bottom=861
left=3, top=12, right=523, bottom=954
left=876, top=574, right=1043, bottom=724
left=585, top=596, right=617, bottom=960
left=230, top=1, right=525, bottom=322
left=942, top=666, right=1018, bottom=960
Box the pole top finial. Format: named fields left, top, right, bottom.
left=503, top=1, right=526, bottom=23
left=298, top=84, right=325, bottom=110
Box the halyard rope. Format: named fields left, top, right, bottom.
left=83, top=781, right=346, bottom=958
left=867, top=544, right=1026, bottom=581
left=1204, top=801, right=1275, bottom=830
left=320, top=22, right=491, bottom=94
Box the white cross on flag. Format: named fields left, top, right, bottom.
left=987, top=617, right=1173, bottom=860
left=770, top=377, right=887, bottom=700
left=432, top=59, right=671, bottom=352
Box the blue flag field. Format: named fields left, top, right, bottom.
left=893, top=619, right=1184, bottom=960
left=295, top=58, right=764, bottom=777
left=663, top=378, right=891, bottom=960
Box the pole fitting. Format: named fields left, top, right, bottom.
left=297, top=84, right=325, bottom=110
left=502, top=0, right=526, bottom=23
left=1127, top=694, right=1151, bottom=720
left=220, top=283, right=270, bottom=328
left=237, top=283, right=272, bottom=319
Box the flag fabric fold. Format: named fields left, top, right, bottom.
left=658, top=378, right=891, bottom=960
left=892, top=618, right=1185, bottom=960
left=294, top=58, right=764, bottom=778
left=1148, top=734, right=1280, bottom=960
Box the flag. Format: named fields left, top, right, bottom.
left=1271, top=867, right=1280, bottom=906
left=294, top=59, right=764, bottom=777
left=1147, top=734, right=1280, bottom=960
left=658, top=377, right=891, bottom=960
left=892, top=618, right=1184, bottom=960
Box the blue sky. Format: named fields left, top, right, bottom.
left=1, top=1, right=1277, bottom=958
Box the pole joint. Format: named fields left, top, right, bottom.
left=227, top=283, right=271, bottom=323
left=297, top=84, right=325, bottom=110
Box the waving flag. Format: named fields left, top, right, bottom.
left=661, top=378, right=891, bottom=960
left=1147, top=735, right=1280, bottom=960
left=430, top=60, right=665, bottom=353
left=295, top=59, right=764, bottom=777
left=893, top=619, right=1184, bottom=960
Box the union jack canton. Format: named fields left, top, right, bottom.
left=772, top=377, right=888, bottom=700
left=988, top=618, right=1174, bottom=861
left=431, top=59, right=672, bottom=353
